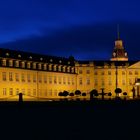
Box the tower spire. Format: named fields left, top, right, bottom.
left=117, top=24, right=120, bottom=40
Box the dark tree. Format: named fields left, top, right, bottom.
left=82, top=93, right=86, bottom=96
left=90, top=89, right=98, bottom=100
left=115, top=88, right=122, bottom=98
left=108, top=92, right=112, bottom=100
left=58, top=92, right=63, bottom=97
left=69, top=93, right=74, bottom=97
left=63, top=91, right=69, bottom=97
left=123, top=92, right=127, bottom=100
left=75, top=90, right=81, bottom=96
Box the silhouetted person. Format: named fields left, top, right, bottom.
left=19, top=93, right=23, bottom=103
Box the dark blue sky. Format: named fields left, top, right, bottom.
left=0, top=0, right=140, bottom=60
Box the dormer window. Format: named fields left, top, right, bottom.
left=50, top=59, right=53, bottom=62
left=29, top=56, right=32, bottom=59
left=40, top=58, right=43, bottom=61
left=15, top=61, right=19, bottom=67
left=6, top=53, right=9, bottom=56
left=2, top=59, right=6, bottom=66
left=27, top=62, right=31, bottom=69
left=18, top=54, right=21, bottom=58
left=9, top=60, right=13, bottom=67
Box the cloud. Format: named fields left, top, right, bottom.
left=0, top=21, right=140, bottom=60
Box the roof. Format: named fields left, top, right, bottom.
left=0, top=48, right=75, bottom=66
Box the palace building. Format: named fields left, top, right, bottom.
left=0, top=34, right=140, bottom=100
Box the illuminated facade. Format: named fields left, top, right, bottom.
left=0, top=37, right=140, bottom=100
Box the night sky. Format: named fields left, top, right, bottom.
left=0, top=0, right=140, bottom=60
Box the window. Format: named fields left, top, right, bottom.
left=38, top=64, right=42, bottom=70
left=27, top=89, right=31, bottom=96
left=86, top=78, right=90, bottom=85
left=95, top=79, right=98, bottom=86
left=33, top=74, right=36, bottom=83
left=94, top=71, right=98, bottom=75
left=49, top=65, right=52, bottom=71
left=63, top=77, right=66, bottom=84
left=44, top=75, right=47, bottom=83
left=122, top=79, right=125, bottom=85
left=49, top=90, right=52, bottom=96
left=108, top=77, right=112, bottom=85
left=135, top=71, right=138, bottom=75
left=2, top=72, right=6, bottom=81
left=9, top=60, right=13, bottom=67
left=27, top=62, right=31, bottom=69
left=9, top=88, right=13, bottom=95
left=129, top=71, right=132, bottom=75
left=33, top=89, right=36, bottom=96
left=122, top=71, right=125, bottom=75
left=22, top=89, right=25, bottom=94
left=72, top=77, right=74, bottom=85
left=33, top=63, right=36, bottom=69
left=43, top=64, right=47, bottom=70
left=49, top=76, right=52, bottom=84
left=54, top=90, right=57, bottom=96
left=53, top=66, right=57, bottom=71
left=54, top=76, right=57, bottom=84
left=108, top=71, right=111, bottom=75
left=79, top=77, right=82, bottom=85
left=16, top=88, right=19, bottom=95
left=3, top=88, right=6, bottom=96
left=21, top=74, right=25, bottom=82
left=27, top=74, right=31, bottom=82
left=58, top=77, right=61, bottom=84
left=67, top=67, right=70, bottom=72
left=2, top=59, right=6, bottom=66
left=9, top=72, right=13, bottom=81
left=79, top=70, right=82, bottom=74
left=101, top=79, right=104, bottom=86
left=68, top=77, right=70, bottom=85
left=129, top=79, right=132, bottom=85
left=21, top=62, right=25, bottom=68
left=86, top=70, right=90, bottom=74
left=38, top=75, right=42, bottom=83
left=15, top=61, right=19, bottom=67
left=63, top=67, right=66, bottom=72
left=101, top=71, right=104, bottom=75
left=15, top=73, right=19, bottom=82
left=58, top=66, right=61, bottom=72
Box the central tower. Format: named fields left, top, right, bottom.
left=110, top=25, right=128, bottom=61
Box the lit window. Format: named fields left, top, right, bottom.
left=49, top=65, right=52, bottom=71
left=18, top=54, right=21, bottom=58
left=15, top=73, right=19, bottom=82
left=135, top=71, right=138, bottom=75
left=33, top=89, right=36, bottom=96
left=63, top=77, right=66, bottom=84
left=9, top=72, right=13, bottom=81
left=108, top=71, right=111, bottom=75
left=16, top=88, right=19, bottom=95
left=58, top=66, right=61, bottom=72
left=22, top=89, right=25, bottom=94
left=86, top=78, right=90, bottom=85
left=53, top=65, right=57, bottom=71
left=49, top=76, right=52, bottom=84
left=43, top=64, right=47, bottom=70
left=79, top=77, right=82, bottom=85
left=44, top=75, right=47, bottom=83
left=33, top=63, right=36, bottom=69
left=72, top=77, right=74, bottom=85
left=54, top=90, right=57, bottom=96
left=108, top=77, right=112, bottom=85
left=38, top=63, right=42, bottom=70
left=86, top=70, right=90, bottom=74
left=79, top=69, right=82, bottom=74
left=21, top=62, right=25, bottom=68
left=2, top=72, right=6, bottom=81
left=9, top=88, right=13, bottom=95
left=129, top=71, right=132, bottom=75
left=67, top=67, right=70, bottom=72
left=95, top=79, right=98, bottom=86
left=27, top=62, right=31, bottom=69
left=58, top=77, right=61, bottom=84
left=9, top=60, right=13, bottom=67
left=21, top=74, right=25, bottom=82
left=33, top=74, right=36, bottom=83
left=129, top=79, right=132, bottom=85
left=101, top=71, right=104, bottom=75
left=15, top=61, right=19, bottom=67
left=2, top=59, right=6, bottom=66
left=68, top=77, right=70, bottom=85
left=49, top=90, right=52, bottom=96
left=63, top=67, right=66, bottom=72
left=54, top=76, right=57, bottom=84
left=6, top=53, right=9, bottom=56
left=3, top=88, right=6, bottom=96
left=122, top=71, right=125, bottom=75
left=122, top=79, right=125, bottom=85
left=101, top=79, right=104, bottom=86
left=94, top=71, right=98, bottom=75
left=27, top=74, right=31, bottom=82
left=38, top=74, right=42, bottom=83
left=27, top=89, right=31, bottom=96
